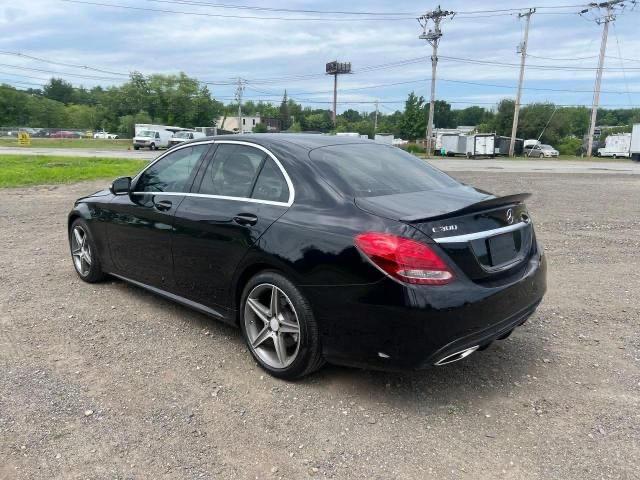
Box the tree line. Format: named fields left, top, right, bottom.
left=1, top=72, right=639, bottom=150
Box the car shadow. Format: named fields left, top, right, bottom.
left=111, top=278, right=543, bottom=409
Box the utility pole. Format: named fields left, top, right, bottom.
left=326, top=61, right=351, bottom=126
left=374, top=100, right=379, bottom=136
left=586, top=1, right=625, bottom=157
left=235, top=78, right=245, bottom=134
left=509, top=8, right=535, bottom=157
left=418, top=6, right=455, bottom=156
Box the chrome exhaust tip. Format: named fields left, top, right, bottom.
left=433, top=345, right=480, bottom=366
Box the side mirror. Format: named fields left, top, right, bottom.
left=111, top=176, right=131, bottom=195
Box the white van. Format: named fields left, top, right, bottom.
left=133, top=129, right=173, bottom=150
left=168, top=130, right=206, bottom=148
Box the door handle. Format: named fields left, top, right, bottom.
left=154, top=199, right=173, bottom=211
left=233, top=213, right=258, bottom=226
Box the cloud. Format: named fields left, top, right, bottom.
left=1, top=0, right=639, bottom=111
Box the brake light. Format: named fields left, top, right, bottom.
left=354, top=232, right=454, bottom=285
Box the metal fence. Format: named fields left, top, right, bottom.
left=0, top=127, right=109, bottom=139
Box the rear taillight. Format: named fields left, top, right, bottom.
left=354, top=232, right=454, bottom=285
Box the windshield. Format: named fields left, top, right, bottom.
left=174, top=132, right=191, bottom=139
left=541, top=145, right=554, bottom=150
left=309, top=144, right=459, bottom=198
left=138, top=130, right=155, bottom=137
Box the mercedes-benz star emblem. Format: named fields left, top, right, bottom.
left=506, top=208, right=514, bottom=224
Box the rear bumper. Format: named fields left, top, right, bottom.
left=300, top=253, right=546, bottom=370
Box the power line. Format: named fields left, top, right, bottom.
left=439, top=54, right=640, bottom=71
left=142, top=0, right=417, bottom=16
left=0, top=51, right=129, bottom=77
left=59, top=0, right=416, bottom=21
left=612, top=22, right=634, bottom=106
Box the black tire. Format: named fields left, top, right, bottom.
left=539, top=153, right=544, bottom=158
left=149, top=143, right=156, bottom=151
left=240, top=271, right=324, bottom=380
left=69, top=218, right=106, bottom=283
left=133, top=145, right=140, bottom=150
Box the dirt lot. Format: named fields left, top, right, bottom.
left=1, top=172, right=639, bottom=480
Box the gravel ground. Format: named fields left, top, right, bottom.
left=1, top=172, right=639, bottom=480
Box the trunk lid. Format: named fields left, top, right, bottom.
left=355, top=188, right=536, bottom=282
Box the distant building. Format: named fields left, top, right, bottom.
left=217, top=115, right=261, bottom=133
left=216, top=115, right=281, bottom=133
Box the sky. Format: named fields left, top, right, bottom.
left=1, top=0, right=640, bottom=113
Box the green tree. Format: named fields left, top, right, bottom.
left=279, top=91, right=291, bottom=131
left=253, top=122, right=268, bottom=133
left=400, top=92, right=426, bottom=141
left=43, top=78, right=75, bottom=104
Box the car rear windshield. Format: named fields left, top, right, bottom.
left=309, top=143, right=459, bottom=198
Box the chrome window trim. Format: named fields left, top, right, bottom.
left=433, top=221, right=528, bottom=244
left=131, top=139, right=295, bottom=207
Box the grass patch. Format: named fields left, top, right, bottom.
left=0, top=155, right=147, bottom=188
left=0, top=138, right=131, bottom=150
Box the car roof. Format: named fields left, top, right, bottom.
left=182, top=133, right=373, bottom=151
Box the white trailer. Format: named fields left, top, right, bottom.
left=466, top=134, right=496, bottom=158
left=597, top=133, right=631, bottom=158
left=374, top=133, right=394, bottom=145
left=441, top=134, right=467, bottom=156
left=631, top=124, right=640, bottom=161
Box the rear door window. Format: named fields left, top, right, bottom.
left=251, top=158, right=290, bottom=203
left=309, top=144, right=458, bottom=198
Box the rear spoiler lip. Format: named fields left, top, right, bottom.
left=400, top=193, right=532, bottom=223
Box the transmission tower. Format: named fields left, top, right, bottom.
left=418, top=5, right=455, bottom=156
left=235, top=78, right=245, bottom=134
left=509, top=8, right=535, bottom=157
left=584, top=1, right=627, bottom=157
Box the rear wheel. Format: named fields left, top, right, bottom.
left=240, top=271, right=324, bottom=379
left=69, top=219, right=105, bottom=283
left=133, top=145, right=140, bottom=150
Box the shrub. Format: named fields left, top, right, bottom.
left=403, top=143, right=426, bottom=154
left=556, top=137, right=582, bottom=156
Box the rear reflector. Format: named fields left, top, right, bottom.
left=354, top=232, right=454, bottom=285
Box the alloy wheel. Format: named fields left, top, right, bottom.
left=244, top=283, right=301, bottom=369
left=71, top=226, right=92, bottom=277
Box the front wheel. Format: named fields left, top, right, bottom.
left=240, top=271, right=324, bottom=380
left=539, top=153, right=544, bottom=158
left=69, top=219, right=105, bottom=283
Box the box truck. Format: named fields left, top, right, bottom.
left=133, top=124, right=184, bottom=150
left=598, top=133, right=631, bottom=158
left=630, top=124, right=640, bottom=161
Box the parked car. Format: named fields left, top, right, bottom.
left=168, top=130, right=205, bottom=148
left=50, top=130, right=82, bottom=139
left=93, top=131, right=119, bottom=139
left=67, top=135, right=547, bottom=379
left=524, top=144, right=559, bottom=158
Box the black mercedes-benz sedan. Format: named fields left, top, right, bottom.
left=68, top=134, right=546, bottom=379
